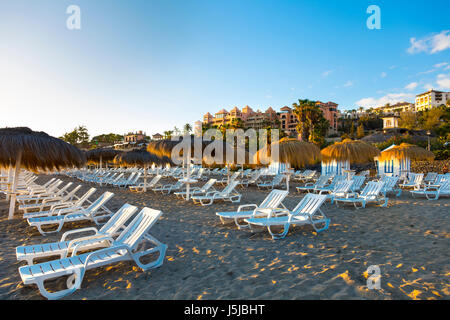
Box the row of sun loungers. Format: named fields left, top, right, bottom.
left=10, top=174, right=167, bottom=300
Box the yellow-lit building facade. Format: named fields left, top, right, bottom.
left=415, top=90, right=450, bottom=112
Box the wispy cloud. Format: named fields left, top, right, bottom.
left=355, top=93, right=415, bottom=108
left=389, top=65, right=397, bottom=70
left=321, top=70, right=333, bottom=77
left=436, top=74, right=450, bottom=90
left=423, top=83, right=434, bottom=90
left=405, top=82, right=418, bottom=91
left=407, top=30, right=450, bottom=54
left=434, top=62, right=448, bottom=68
left=343, top=80, right=354, bottom=88
left=380, top=72, right=387, bottom=78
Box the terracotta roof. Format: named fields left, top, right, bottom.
left=230, top=106, right=240, bottom=113
left=216, top=109, right=229, bottom=114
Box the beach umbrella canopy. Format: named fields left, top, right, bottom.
left=86, top=148, right=123, bottom=166
left=320, top=139, right=380, bottom=164
left=202, top=141, right=252, bottom=166
left=0, top=127, right=86, bottom=219
left=254, top=137, right=321, bottom=168
left=113, top=149, right=172, bottom=167
left=0, top=127, right=86, bottom=171
left=147, top=137, right=210, bottom=159
left=378, top=143, right=434, bottom=161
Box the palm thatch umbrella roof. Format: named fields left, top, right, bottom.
left=321, top=139, right=380, bottom=164
left=202, top=140, right=253, bottom=166
left=0, top=127, right=86, bottom=171
left=113, top=149, right=173, bottom=167
left=0, top=127, right=86, bottom=220
left=147, top=137, right=209, bottom=159
left=86, top=148, right=123, bottom=164
left=254, top=137, right=321, bottom=168
left=377, top=143, right=434, bottom=161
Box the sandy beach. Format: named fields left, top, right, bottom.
left=0, top=174, right=449, bottom=300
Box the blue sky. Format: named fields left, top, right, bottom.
left=1, top=0, right=449, bottom=137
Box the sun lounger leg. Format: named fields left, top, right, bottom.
left=267, top=224, right=289, bottom=240
left=35, top=268, right=84, bottom=300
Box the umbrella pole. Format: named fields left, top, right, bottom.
left=143, top=165, right=148, bottom=192
left=8, top=152, right=22, bottom=220
left=6, top=166, right=12, bottom=201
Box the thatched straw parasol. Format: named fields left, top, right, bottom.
left=254, top=138, right=321, bottom=190
left=377, top=143, right=434, bottom=162
left=320, top=139, right=380, bottom=164
left=254, top=137, right=321, bottom=168
left=147, top=137, right=209, bottom=160
left=86, top=148, right=123, bottom=168
left=114, top=149, right=173, bottom=191
left=0, top=127, right=86, bottom=219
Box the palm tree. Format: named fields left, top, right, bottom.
left=163, top=130, right=173, bottom=140
left=183, top=123, right=192, bottom=134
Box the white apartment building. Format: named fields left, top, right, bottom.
left=415, top=90, right=450, bottom=112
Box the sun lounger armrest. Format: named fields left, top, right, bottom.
left=70, top=235, right=115, bottom=257
left=61, top=227, right=100, bottom=241
left=344, top=192, right=358, bottom=199
left=237, top=204, right=257, bottom=212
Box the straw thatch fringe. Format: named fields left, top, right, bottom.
left=0, top=127, right=86, bottom=171
left=321, top=139, right=380, bottom=164
left=377, top=143, right=434, bottom=162
left=114, top=149, right=173, bottom=167
left=254, top=138, right=321, bottom=168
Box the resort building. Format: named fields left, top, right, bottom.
left=278, top=106, right=299, bottom=137
left=203, top=102, right=340, bottom=138
left=374, top=102, right=415, bottom=114
left=415, top=90, right=450, bottom=112
left=316, top=101, right=339, bottom=135
left=152, top=133, right=164, bottom=141
left=203, top=106, right=279, bottom=130
left=382, top=115, right=400, bottom=129
left=124, top=131, right=146, bottom=143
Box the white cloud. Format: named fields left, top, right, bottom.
left=380, top=72, right=387, bottom=78
left=407, top=30, right=450, bottom=54
left=417, top=69, right=436, bottom=75
left=444, top=65, right=450, bottom=71
left=343, top=80, right=354, bottom=88
left=389, top=65, right=397, bottom=70
left=436, top=74, right=450, bottom=90
left=355, top=93, right=415, bottom=108
left=434, top=62, right=448, bottom=68
left=322, top=70, right=333, bottom=77
left=405, top=82, right=418, bottom=91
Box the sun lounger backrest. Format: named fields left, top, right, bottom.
left=424, top=172, right=437, bottom=182
left=76, top=188, right=97, bottom=206
left=351, top=176, right=365, bottom=190
left=116, top=207, right=163, bottom=250
left=100, top=204, right=138, bottom=235
left=201, top=179, right=216, bottom=192
left=260, top=189, right=289, bottom=208
left=221, top=180, right=239, bottom=195
left=64, top=185, right=82, bottom=200
left=315, top=175, right=329, bottom=188
left=56, top=182, right=73, bottom=196
left=291, top=194, right=327, bottom=217
left=333, top=180, right=353, bottom=193
left=86, top=191, right=114, bottom=212
left=360, top=181, right=384, bottom=199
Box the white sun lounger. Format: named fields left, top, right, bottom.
left=17, top=204, right=138, bottom=265
left=191, top=180, right=241, bottom=206
left=319, top=180, right=354, bottom=204
left=410, top=180, right=450, bottom=200
left=244, top=193, right=329, bottom=239
left=19, top=185, right=81, bottom=213
left=174, top=178, right=217, bottom=199
left=129, top=175, right=162, bottom=193
left=216, top=189, right=289, bottom=229
left=18, top=207, right=167, bottom=300
left=27, top=192, right=114, bottom=235
left=296, top=175, right=329, bottom=193
left=334, top=181, right=388, bottom=209
left=22, top=187, right=97, bottom=220
left=257, top=174, right=286, bottom=190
